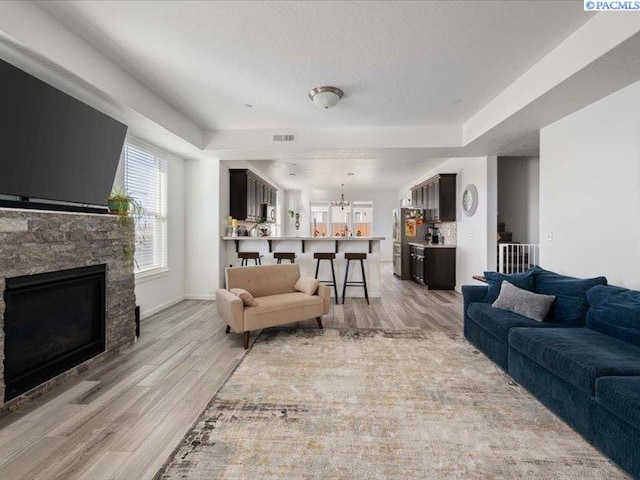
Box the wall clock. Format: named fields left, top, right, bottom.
left=462, top=184, right=478, bottom=217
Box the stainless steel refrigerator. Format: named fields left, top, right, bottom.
left=393, top=207, right=426, bottom=279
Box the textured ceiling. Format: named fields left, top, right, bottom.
left=38, top=1, right=592, bottom=130
left=247, top=158, right=448, bottom=190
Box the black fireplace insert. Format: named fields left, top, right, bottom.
left=3, top=264, right=106, bottom=401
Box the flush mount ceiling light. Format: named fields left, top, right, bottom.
left=308, top=86, right=344, bottom=109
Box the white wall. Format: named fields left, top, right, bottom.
left=184, top=158, right=220, bottom=298
left=540, top=80, right=640, bottom=289
left=497, top=156, right=540, bottom=244
left=136, top=155, right=186, bottom=317
left=400, top=156, right=497, bottom=291
left=282, top=188, right=397, bottom=261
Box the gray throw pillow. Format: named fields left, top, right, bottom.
left=492, top=281, right=556, bottom=322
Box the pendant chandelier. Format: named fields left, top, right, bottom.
left=332, top=183, right=351, bottom=210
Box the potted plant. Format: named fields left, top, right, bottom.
left=108, top=188, right=133, bottom=216
left=106, top=188, right=144, bottom=263
left=249, top=217, right=266, bottom=237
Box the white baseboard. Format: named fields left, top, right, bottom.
left=140, top=296, right=185, bottom=320
left=184, top=294, right=216, bottom=301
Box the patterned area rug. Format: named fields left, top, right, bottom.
left=158, top=329, right=628, bottom=479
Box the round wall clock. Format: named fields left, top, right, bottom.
left=462, top=184, right=478, bottom=217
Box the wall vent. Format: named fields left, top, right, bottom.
left=272, top=134, right=295, bottom=143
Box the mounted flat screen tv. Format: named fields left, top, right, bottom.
left=0, top=58, right=128, bottom=209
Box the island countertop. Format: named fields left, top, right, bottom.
left=222, top=236, right=385, bottom=241
left=222, top=236, right=384, bottom=254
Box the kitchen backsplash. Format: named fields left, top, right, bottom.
left=437, top=222, right=457, bottom=245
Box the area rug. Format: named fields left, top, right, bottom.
left=158, top=329, right=628, bottom=479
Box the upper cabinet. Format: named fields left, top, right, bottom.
left=410, top=173, right=456, bottom=222
left=229, top=169, right=277, bottom=222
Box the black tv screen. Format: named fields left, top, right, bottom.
left=0, top=58, right=128, bottom=207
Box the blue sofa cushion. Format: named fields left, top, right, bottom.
left=587, top=285, right=640, bottom=347
left=462, top=285, right=489, bottom=320
left=508, top=328, right=640, bottom=396
left=484, top=269, right=535, bottom=304
left=596, top=376, right=640, bottom=432
left=533, top=266, right=607, bottom=325
left=468, top=303, right=571, bottom=343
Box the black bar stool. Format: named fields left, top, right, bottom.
left=238, top=251, right=262, bottom=266
left=341, top=252, right=369, bottom=305
left=274, top=252, right=296, bottom=264
left=314, top=252, right=339, bottom=304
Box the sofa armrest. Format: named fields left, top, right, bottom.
left=462, top=285, right=489, bottom=322
left=317, top=284, right=331, bottom=315
left=215, top=289, right=244, bottom=333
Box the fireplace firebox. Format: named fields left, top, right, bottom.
left=3, top=264, right=106, bottom=401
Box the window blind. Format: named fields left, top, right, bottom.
left=124, top=139, right=167, bottom=274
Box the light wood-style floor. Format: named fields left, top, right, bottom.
left=0, top=263, right=462, bottom=480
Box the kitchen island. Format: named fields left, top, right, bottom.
left=221, top=236, right=385, bottom=299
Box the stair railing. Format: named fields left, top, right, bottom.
left=497, top=243, right=540, bottom=274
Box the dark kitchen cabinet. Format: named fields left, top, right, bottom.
left=410, top=245, right=456, bottom=289
left=230, top=169, right=277, bottom=222
left=410, top=246, right=425, bottom=284
left=410, top=173, right=456, bottom=222
left=424, top=247, right=456, bottom=289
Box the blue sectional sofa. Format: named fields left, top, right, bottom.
left=463, top=267, right=640, bottom=478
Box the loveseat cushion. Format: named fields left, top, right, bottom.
left=587, top=285, right=640, bottom=347
left=230, top=288, right=257, bottom=307
left=484, top=269, right=535, bottom=304
left=243, top=292, right=324, bottom=330
left=596, top=376, right=640, bottom=431
left=468, top=303, right=570, bottom=343
left=225, top=264, right=300, bottom=298
left=533, top=266, right=607, bottom=325
left=509, top=328, right=640, bottom=396
left=294, top=277, right=320, bottom=296
left=247, top=292, right=323, bottom=315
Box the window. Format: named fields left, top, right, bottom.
left=310, top=202, right=329, bottom=236
left=352, top=201, right=373, bottom=237
left=124, top=139, right=167, bottom=275
left=309, top=200, right=373, bottom=237
left=331, top=204, right=349, bottom=236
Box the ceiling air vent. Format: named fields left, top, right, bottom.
left=272, top=134, right=295, bottom=143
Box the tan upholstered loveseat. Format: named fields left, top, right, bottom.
left=216, top=264, right=330, bottom=349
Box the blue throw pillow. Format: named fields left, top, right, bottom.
left=484, top=268, right=535, bottom=304
left=533, top=266, right=607, bottom=325
left=586, top=285, right=640, bottom=347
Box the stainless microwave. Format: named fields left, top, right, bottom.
left=260, top=203, right=277, bottom=222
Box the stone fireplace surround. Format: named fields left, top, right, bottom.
left=0, top=208, right=136, bottom=415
